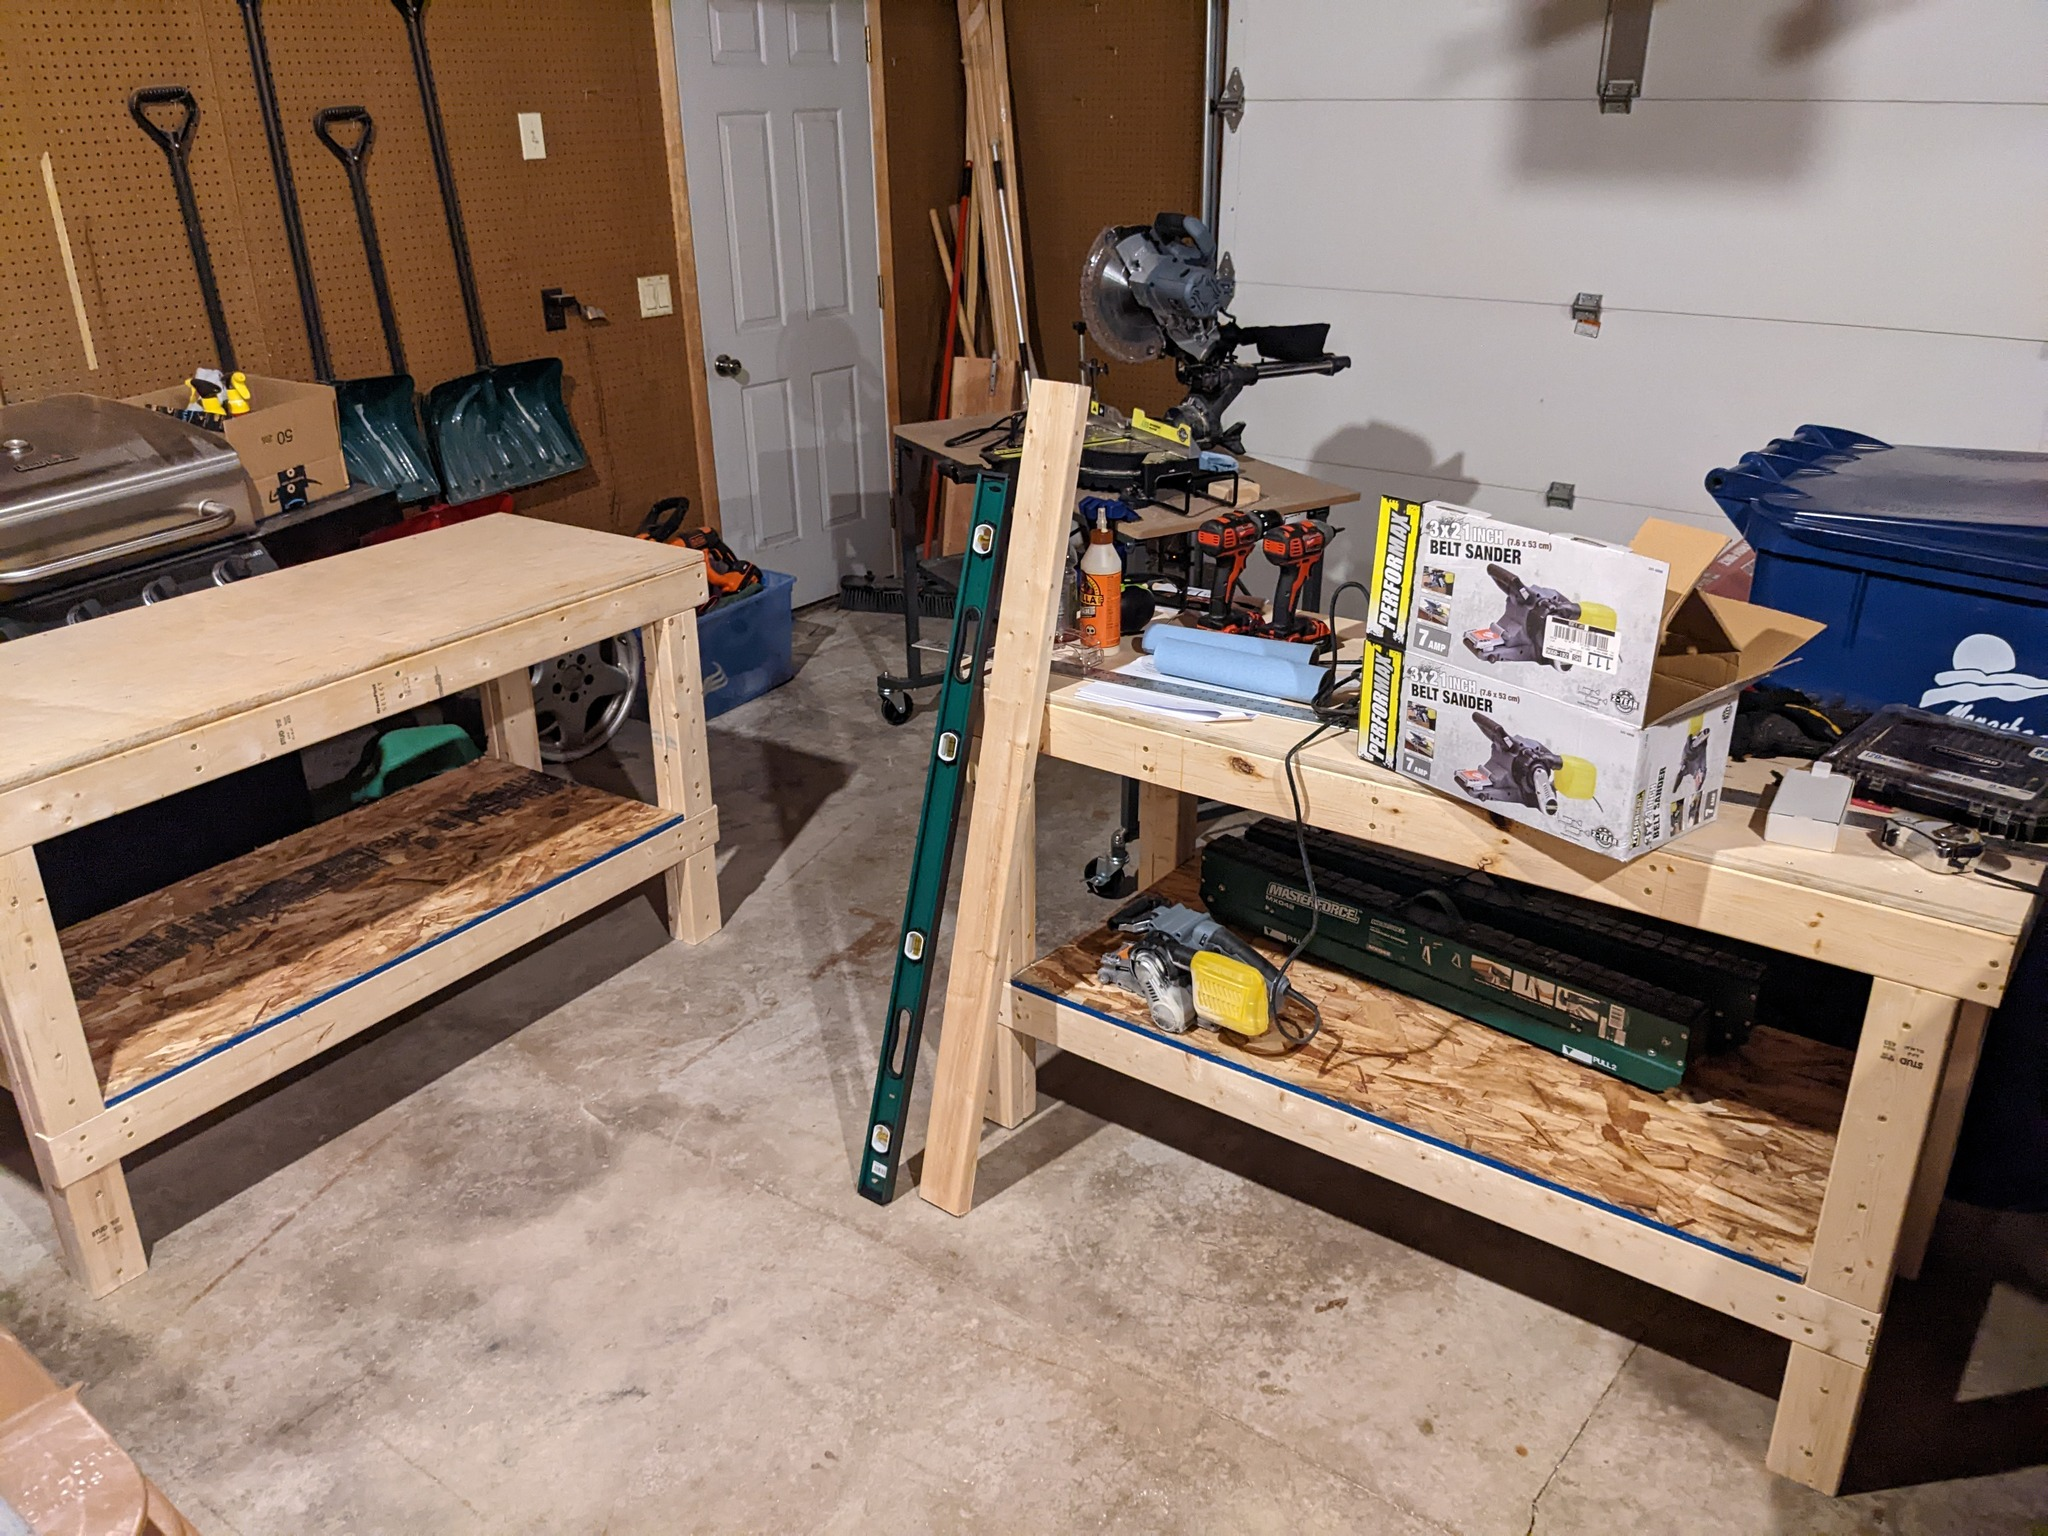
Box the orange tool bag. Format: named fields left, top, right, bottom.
left=635, top=497, right=762, bottom=613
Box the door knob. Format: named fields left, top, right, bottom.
left=714, top=354, right=742, bottom=378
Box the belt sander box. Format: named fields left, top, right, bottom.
left=1359, top=496, right=1824, bottom=857
left=126, top=375, right=348, bottom=516
left=1360, top=646, right=1740, bottom=856
left=1363, top=496, right=1815, bottom=728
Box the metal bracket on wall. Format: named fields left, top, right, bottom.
left=1546, top=482, right=1577, bottom=510
left=1598, top=0, right=1654, bottom=113
left=1212, top=67, right=1245, bottom=132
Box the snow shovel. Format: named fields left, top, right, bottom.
left=392, top=0, right=587, bottom=502
left=234, top=0, right=439, bottom=504
left=312, top=106, right=439, bottom=503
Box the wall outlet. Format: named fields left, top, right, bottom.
left=637, top=274, right=675, bottom=318
left=518, top=112, right=546, bottom=160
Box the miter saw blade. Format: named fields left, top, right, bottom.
left=1079, top=226, right=1163, bottom=364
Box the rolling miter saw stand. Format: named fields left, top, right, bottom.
left=1071, top=213, right=1353, bottom=898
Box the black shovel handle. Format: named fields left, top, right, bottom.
left=391, top=0, right=492, bottom=369
left=235, top=0, right=332, bottom=381
left=314, top=106, right=407, bottom=376
left=130, top=86, right=236, bottom=374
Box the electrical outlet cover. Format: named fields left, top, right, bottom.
left=637, top=274, right=675, bottom=317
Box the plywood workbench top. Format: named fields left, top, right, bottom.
left=0, top=515, right=702, bottom=802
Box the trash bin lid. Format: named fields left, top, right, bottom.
left=1706, top=427, right=2048, bottom=588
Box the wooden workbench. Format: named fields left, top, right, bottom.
left=0, top=515, right=721, bottom=1296
left=918, top=638, right=2036, bottom=1495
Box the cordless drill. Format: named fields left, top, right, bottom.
left=1261, top=519, right=1331, bottom=642
left=1194, top=510, right=1272, bottom=629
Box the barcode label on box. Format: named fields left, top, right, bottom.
left=1544, top=617, right=1619, bottom=672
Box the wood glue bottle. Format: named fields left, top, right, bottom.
left=1078, top=510, right=1122, bottom=649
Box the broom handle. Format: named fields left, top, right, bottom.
left=394, top=0, right=492, bottom=368
left=922, top=166, right=972, bottom=558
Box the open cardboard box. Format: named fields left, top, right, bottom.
left=1638, top=517, right=1824, bottom=721
left=125, top=374, right=349, bottom=517
left=1360, top=502, right=1825, bottom=859
left=1365, top=497, right=1822, bottom=728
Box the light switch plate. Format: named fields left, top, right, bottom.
left=637, top=274, right=675, bottom=317
left=518, top=112, right=546, bottom=160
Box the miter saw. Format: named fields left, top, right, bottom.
left=1079, top=213, right=1351, bottom=453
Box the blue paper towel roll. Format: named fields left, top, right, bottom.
left=1145, top=626, right=1327, bottom=701
left=1142, top=624, right=1319, bottom=664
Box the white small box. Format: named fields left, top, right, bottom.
left=1763, top=764, right=1854, bottom=852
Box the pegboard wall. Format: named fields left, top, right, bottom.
left=0, top=0, right=705, bottom=536
left=878, top=0, right=1205, bottom=422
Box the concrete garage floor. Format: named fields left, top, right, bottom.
left=1, top=607, right=2044, bottom=1534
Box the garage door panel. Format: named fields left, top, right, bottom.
left=1258, top=451, right=1718, bottom=583
left=1228, top=281, right=2046, bottom=531
left=1230, top=1, right=2047, bottom=105
left=1228, top=99, right=2045, bottom=339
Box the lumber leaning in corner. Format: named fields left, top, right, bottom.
left=917, top=379, right=1091, bottom=1214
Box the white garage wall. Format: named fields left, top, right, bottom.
left=1218, top=0, right=2048, bottom=582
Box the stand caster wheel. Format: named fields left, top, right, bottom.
left=881, top=691, right=915, bottom=726
left=1084, top=827, right=1136, bottom=898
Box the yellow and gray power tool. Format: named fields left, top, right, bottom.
left=1097, top=893, right=1296, bottom=1040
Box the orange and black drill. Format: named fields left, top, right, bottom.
left=635, top=496, right=761, bottom=613
left=1193, top=509, right=1275, bottom=630
left=1262, top=518, right=1330, bottom=642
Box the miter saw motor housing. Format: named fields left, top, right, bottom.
left=1080, top=213, right=1350, bottom=453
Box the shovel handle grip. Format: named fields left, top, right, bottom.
left=313, top=104, right=374, bottom=165
left=129, top=85, right=199, bottom=160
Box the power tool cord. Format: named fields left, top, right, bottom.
left=1266, top=579, right=1374, bottom=1049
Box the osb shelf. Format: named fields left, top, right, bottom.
left=32, top=757, right=708, bottom=1188
left=1012, top=867, right=1854, bottom=1284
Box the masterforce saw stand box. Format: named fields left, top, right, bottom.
left=1359, top=498, right=1824, bottom=858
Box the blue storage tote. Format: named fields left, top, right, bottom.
left=1705, top=427, right=2048, bottom=734
left=698, top=569, right=795, bottom=719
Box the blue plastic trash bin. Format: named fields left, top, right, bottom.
left=1710, top=428, right=2048, bottom=1212
left=1705, top=427, right=2048, bottom=734
left=697, top=570, right=796, bottom=719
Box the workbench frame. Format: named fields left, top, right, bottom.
left=912, top=489, right=2028, bottom=1495
left=0, top=518, right=722, bottom=1297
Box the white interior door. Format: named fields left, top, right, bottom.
left=672, top=0, right=893, bottom=607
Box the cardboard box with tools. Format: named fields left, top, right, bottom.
left=1366, top=497, right=1808, bottom=727
left=126, top=374, right=349, bottom=517
left=1359, top=497, right=1825, bottom=858
left=1362, top=646, right=1736, bottom=856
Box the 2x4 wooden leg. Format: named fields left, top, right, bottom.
left=987, top=784, right=1038, bottom=1128
left=0, top=848, right=146, bottom=1296
left=1766, top=980, right=1965, bottom=1492
left=644, top=612, right=722, bottom=945
left=479, top=667, right=543, bottom=770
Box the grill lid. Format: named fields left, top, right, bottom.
left=0, top=394, right=257, bottom=590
